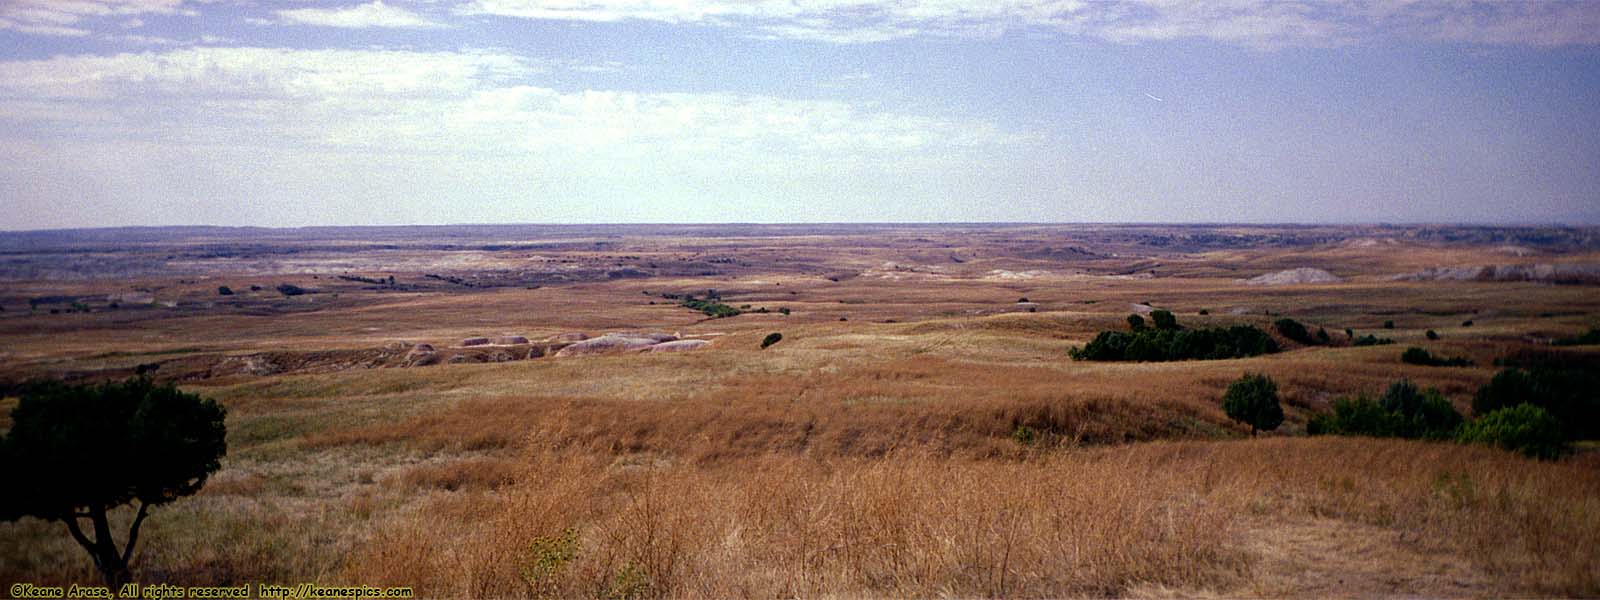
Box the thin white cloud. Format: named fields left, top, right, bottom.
left=275, top=1, right=448, bottom=29
left=459, top=0, right=1600, bottom=48
left=0, top=0, right=189, bottom=37
left=0, top=47, right=1013, bottom=163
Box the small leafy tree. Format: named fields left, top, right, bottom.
left=1222, top=373, right=1283, bottom=436
left=760, top=332, right=783, bottom=349
left=0, top=378, right=227, bottom=587
left=1126, top=314, right=1146, bottom=330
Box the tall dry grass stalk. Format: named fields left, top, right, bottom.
left=346, top=437, right=1600, bottom=598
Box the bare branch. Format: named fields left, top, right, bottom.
left=64, top=518, right=100, bottom=567
left=121, top=501, right=151, bottom=565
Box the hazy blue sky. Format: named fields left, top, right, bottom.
left=2, top=1, right=1598, bottom=229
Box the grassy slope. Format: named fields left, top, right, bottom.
left=3, top=234, right=1599, bottom=596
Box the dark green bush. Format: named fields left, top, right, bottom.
left=1273, top=318, right=1316, bottom=344
left=681, top=296, right=741, bottom=318
left=1316, top=328, right=1330, bottom=343
left=1352, top=334, right=1395, bottom=347
left=1126, top=314, right=1146, bottom=330
left=1425, top=329, right=1438, bottom=340
left=1401, top=347, right=1473, bottom=367
left=276, top=283, right=306, bottom=296
left=760, top=332, right=783, bottom=349
left=1308, top=380, right=1462, bottom=440
left=1383, top=320, right=1395, bottom=329
left=1069, top=324, right=1278, bottom=362
left=1309, top=396, right=1393, bottom=437
left=1379, top=380, right=1464, bottom=439
left=1458, top=404, right=1567, bottom=460
left=1552, top=327, right=1600, bottom=346
left=1222, top=373, right=1283, bottom=436
left=1473, top=367, right=1600, bottom=439
left=1150, top=310, right=1178, bottom=331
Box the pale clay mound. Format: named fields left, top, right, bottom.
left=1244, top=268, right=1343, bottom=286
left=1390, top=263, right=1600, bottom=284
left=553, top=334, right=664, bottom=357
left=645, top=339, right=710, bottom=353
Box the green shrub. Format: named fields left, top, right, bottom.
left=1383, top=320, right=1395, bottom=329
left=1308, top=379, right=1462, bottom=440
left=1473, top=367, right=1600, bottom=439
left=1011, top=425, right=1038, bottom=446
left=1069, top=324, right=1278, bottom=362
left=1401, top=347, right=1473, bottom=367
left=1425, top=329, right=1439, bottom=340
left=760, top=332, right=783, bottom=349
left=1461, top=320, right=1473, bottom=327
left=1222, top=373, right=1283, bottom=436
left=1273, top=318, right=1316, bottom=344
left=1352, top=334, right=1395, bottom=347
left=1310, top=396, right=1394, bottom=437
left=1126, top=314, right=1146, bottom=330
left=1458, top=404, right=1568, bottom=460
left=1150, top=310, right=1178, bottom=331
left=1552, top=327, right=1600, bottom=346
left=520, top=528, right=579, bottom=597
left=681, top=296, right=741, bottom=318
left=1316, top=328, right=1330, bottom=343
left=1379, top=380, right=1464, bottom=440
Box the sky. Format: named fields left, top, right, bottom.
left=1, top=1, right=1598, bottom=229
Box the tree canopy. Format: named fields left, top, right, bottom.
left=1221, top=373, right=1284, bottom=436
left=1, top=378, right=227, bottom=587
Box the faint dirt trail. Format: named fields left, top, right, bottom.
left=1133, top=516, right=1493, bottom=599
left=1236, top=516, right=1492, bottom=598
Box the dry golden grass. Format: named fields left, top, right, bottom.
left=340, top=438, right=1599, bottom=598
left=4, top=227, right=1599, bottom=597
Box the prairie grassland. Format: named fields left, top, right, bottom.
left=3, top=227, right=1599, bottom=597
left=6, top=318, right=1599, bottom=597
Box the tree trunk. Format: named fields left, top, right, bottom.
left=89, top=507, right=132, bottom=589
left=66, top=507, right=133, bottom=589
